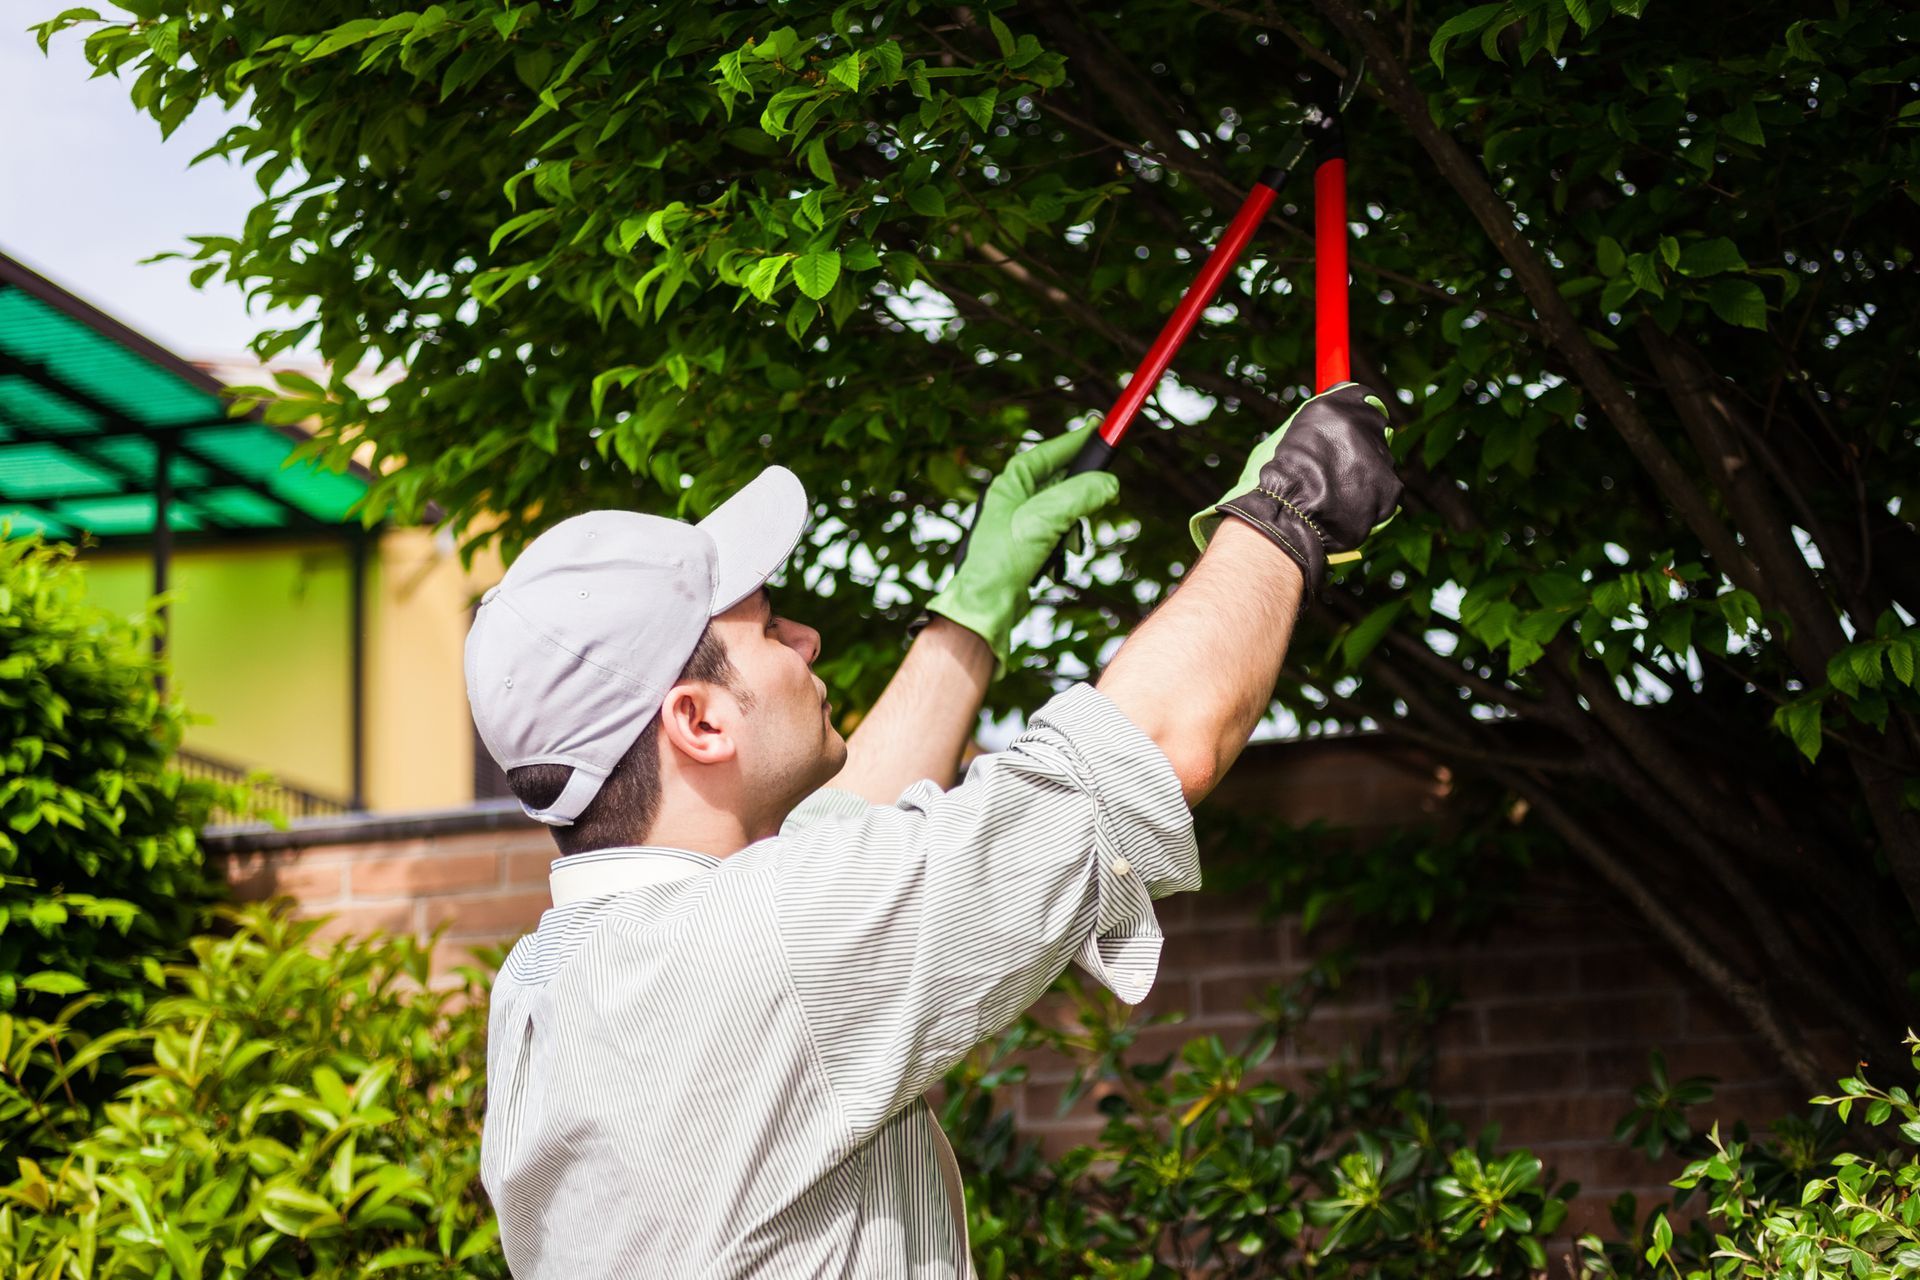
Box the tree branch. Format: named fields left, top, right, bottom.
left=1307, top=0, right=1767, bottom=603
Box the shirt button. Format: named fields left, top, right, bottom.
left=1111, top=857, right=1132, bottom=877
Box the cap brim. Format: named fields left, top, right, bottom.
left=698, top=465, right=810, bottom=614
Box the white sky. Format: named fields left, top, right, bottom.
left=1, top=19, right=265, bottom=358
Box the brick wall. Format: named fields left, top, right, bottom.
left=208, top=738, right=1828, bottom=1245
left=219, top=803, right=558, bottom=985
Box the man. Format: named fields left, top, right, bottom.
left=470, top=383, right=1401, bottom=1277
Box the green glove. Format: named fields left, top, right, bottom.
left=926, top=422, right=1121, bottom=674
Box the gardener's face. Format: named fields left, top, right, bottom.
left=710, top=587, right=846, bottom=811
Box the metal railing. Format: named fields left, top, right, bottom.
left=175, top=748, right=353, bottom=824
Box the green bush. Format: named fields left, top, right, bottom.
left=943, top=971, right=1572, bottom=1279
left=1579, top=1041, right=1920, bottom=1279
left=0, top=534, right=238, bottom=1136
left=0, top=905, right=500, bottom=1279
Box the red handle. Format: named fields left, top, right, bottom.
left=1094, top=181, right=1283, bottom=450
left=1314, top=157, right=1349, bottom=391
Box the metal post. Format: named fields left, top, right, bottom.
left=348, top=529, right=368, bottom=811
left=153, top=438, right=173, bottom=692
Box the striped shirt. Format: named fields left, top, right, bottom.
left=480, top=683, right=1201, bottom=1278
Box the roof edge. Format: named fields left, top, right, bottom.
left=0, top=247, right=384, bottom=494
left=0, top=249, right=244, bottom=405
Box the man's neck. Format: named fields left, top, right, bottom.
left=641, top=806, right=785, bottom=858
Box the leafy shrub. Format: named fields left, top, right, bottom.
left=1580, top=1041, right=1920, bottom=1278
left=943, top=971, right=1572, bottom=1278
left=0, top=905, right=501, bottom=1279
left=0, top=534, right=234, bottom=1127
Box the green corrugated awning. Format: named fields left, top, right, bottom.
left=0, top=252, right=374, bottom=545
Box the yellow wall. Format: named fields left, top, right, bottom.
left=363, top=527, right=502, bottom=812
left=82, top=531, right=503, bottom=813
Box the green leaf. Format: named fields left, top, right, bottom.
left=1342, top=601, right=1405, bottom=669
left=960, top=91, right=998, bottom=133
left=1722, top=99, right=1766, bottom=146
left=908, top=186, right=948, bottom=218
left=1561, top=0, right=1593, bottom=33
left=803, top=136, right=835, bottom=185
left=367, top=1249, right=442, bottom=1272
left=20, top=970, right=86, bottom=995
left=488, top=208, right=556, bottom=254
left=1646, top=1212, right=1673, bottom=1264
left=989, top=14, right=1016, bottom=57
left=1774, top=700, right=1823, bottom=762
left=1705, top=278, right=1768, bottom=330
left=304, top=18, right=384, bottom=61
left=1430, top=4, right=1507, bottom=74
left=1890, top=639, right=1916, bottom=686
left=1595, top=235, right=1625, bottom=277
left=827, top=52, right=860, bottom=92
left=1677, top=237, right=1747, bottom=277
left=793, top=250, right=842, bottom=301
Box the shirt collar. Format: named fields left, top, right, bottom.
left=548, top=846, right=721, bottom=908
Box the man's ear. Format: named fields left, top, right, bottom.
left=656, top=682, right=740, bottom=766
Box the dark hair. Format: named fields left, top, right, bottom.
left=509, top=626, right=744, bottom=855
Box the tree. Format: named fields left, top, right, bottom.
left=36, top=0, right=1919, bottom=1089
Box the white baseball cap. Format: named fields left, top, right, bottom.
left=464, top=466, right=810, bottom=826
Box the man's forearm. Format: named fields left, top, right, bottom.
left=825, top=616, right=995, bottom=803
left=1095, top=519, right=1304, bottom=806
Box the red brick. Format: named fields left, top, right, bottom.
left=422, top=889, right=550, bottom=937
left=507, top=850, right=554, bottom=885
left=1584, top=1040, right=1778, bottom=1091
left=1153, top=894, right=1198, bottom=930
left=304, top=901, right=417, bottom=945
left=1290, top=1010, right=1393, bottom=1063
left=1433, top=1006, right=1487, bottom=1052
left=1586, top=1142, right=1687, bottom=1191
left=429, top=830, right=529, bottom=858
left=1433, top=1048, right=1584, bottom=1099
left=1132, top=974, right=1198, bottom=1017
left=352, top=852, right=499, bottom=898
left=1485, top=994, right=1681, bottom=1048
left=1186, top=893, right=1267, bottom=931
left=1121, top=1022, right=1203, bottom=1066
left=1483, top=1093, right=1629, bottom=1146
left=1683, top=992, right=1762, bottom=1040
left=1576, top=946, right=1677, bottom=994
left=224, top=852, right=347, bottom=903
left=1696, top=1083, right=1806, bottom=1131
left=1018, top=1077, right=1117, bottom=1124
left=1560, top=1196, right=1623, bottom=1243
left=1535, top=1146, right=1603, bottom=1189
left=1197, top=973, right=1287, bottom=1019
left=1025, top=1122, right=1103, bottom=1161
left=1159, top=926, right=1284, bottom=974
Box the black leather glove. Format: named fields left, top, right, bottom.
left=1189, top=382, right=1403, bottom=601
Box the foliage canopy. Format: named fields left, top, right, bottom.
left=34, top=0, right=1920, bottom=1083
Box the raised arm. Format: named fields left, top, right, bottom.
left=825, top=423, right=1119, bottom=803
left=825, top=617, right=993, bottom=803
left=1097, top=383, right=1403, bottom=805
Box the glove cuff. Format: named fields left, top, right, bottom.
left=1213, top=495, right=1328, bottom=602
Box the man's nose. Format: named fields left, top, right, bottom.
left=784, top=619, right=822, bottom=666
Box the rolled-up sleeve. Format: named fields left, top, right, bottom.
left=753, top=683, right=1199, bottom=1134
